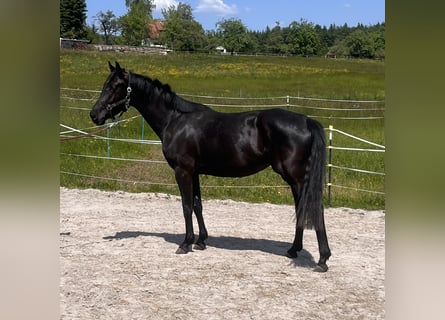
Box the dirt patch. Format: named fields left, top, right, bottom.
left=60, top=187, right=384, bottom=319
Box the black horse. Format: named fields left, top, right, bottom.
left=90, top=62, right=331, bottom=272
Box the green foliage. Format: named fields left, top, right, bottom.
left=60, top=0, right=87, bottom=39
left=334, top=23, right=385, bottom=59
left=119, top=1, right=153, bottom=45
left=82, top=1, right=384, bottom=59
left=247, top=22, right=384, bottom=58
left=160, top=3, right=206, bottom=51
left=345, top=29, right=374, bottom=58
left=162, top=2, right=193, bottom=21
left=60, top=50, right=384, bottom=209
left=76, top=1, right=385, bottom=59
left=216, top=18, right=252, bottom=54
left=125, top=0, right=155, bottom=12
left=287, top=19, right=322, bottom=55
left=262, top=24, right=288, bottom=54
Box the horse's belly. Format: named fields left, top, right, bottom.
left=197, top=153, right=270, bottom=177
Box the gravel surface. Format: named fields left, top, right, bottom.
left=60, top=187, right=385, bottom=319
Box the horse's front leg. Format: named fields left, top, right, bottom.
left=192, top=174, right=208, bottom=250
left=175, top=167, right=195, bottom=254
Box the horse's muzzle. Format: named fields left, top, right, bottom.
left=90, top=110, right=104, bottom=125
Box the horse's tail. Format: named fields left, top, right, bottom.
left=296, top=118, right=326, bottom=230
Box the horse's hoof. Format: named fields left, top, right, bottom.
left=175, top=246, right=190, bottom=254
left=193, top=242, right=206, bottom=250
left=314, top=263, right=328, bottom=272
left=286, top=249, right=298, bottom=259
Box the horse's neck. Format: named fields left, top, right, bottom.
left=131, top=77, right=173, bottom=141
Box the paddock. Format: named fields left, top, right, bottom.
left=60, top=187, right=384, bottom=319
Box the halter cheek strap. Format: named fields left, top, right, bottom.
left=106, top=73, right=132, bottom=119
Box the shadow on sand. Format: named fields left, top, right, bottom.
left=103, top=231, right=317, bottom=269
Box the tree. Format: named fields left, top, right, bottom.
left=314, top=24, right=331, bottom=55
left=327, top=42, right=349, bottom=57
left=120, top=0, right=154, bottom=45
left=345, top=29, right=374, bottom=58
left=264, top=24, right=288, bottom=54
left=125, top=0, right=154, bottom=11
left=60, top=0, right=87, bottom=39
left=287, top=19, right=321, bottom=56
left=162, top=2, right=193, bottom=21
left=95, top=11, right=120, bottom=45
left=371, top=23, right=385, bottom=59
left=216, top=18, right=251, bottom=54
left=85, top=24, right=100, bottom=44
left=159, top=2, right=206, bottom=51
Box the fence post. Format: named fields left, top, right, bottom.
left=106, top=120, right=111, bottom=159
left=327, top=125, right=333, bottom=207
left=141, top=117, right=145, bottom=141
left=286, top=95, right=290, bottom=109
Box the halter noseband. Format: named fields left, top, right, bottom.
left=105, top=73, right=132, bottom=120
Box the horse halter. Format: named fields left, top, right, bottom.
left=105, top=73, right=132, bottom=120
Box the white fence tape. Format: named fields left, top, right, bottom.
left=60, top=105, right=92, bottom=111
left=61, top=171, right=177, bottom=187
left=60, top=171, right=289, bottom=189
left=61, top=88, right=385, bottom=104
left=60, top=88, right=385, bottom=196
left=310, top=115, right=384, bottom=120
left=61, top=153, right=167, bottom=164
left=329, top=164, right=385, bottom=176
left=328, top=146, right=385, bottom=152
left=330, top=184, right=385, bottom=195
left=61, top=87, right=385, bottom=121
left=61, top=87, right=100, bottom=93
left=327, top=127, right=385, bottom=149
left=324, top=124, right=385, bottom=201
left=60, top=95, right=96, bottom=101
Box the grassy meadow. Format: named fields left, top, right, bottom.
left=60, top=50, right=385, bottom=209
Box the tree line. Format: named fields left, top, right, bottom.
left=60, top=0, right=385, bottom=59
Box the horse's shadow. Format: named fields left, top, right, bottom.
left=103, top=231, right=317, bottom=269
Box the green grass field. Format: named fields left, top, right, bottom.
left=60, top=49, right=385, bottom=209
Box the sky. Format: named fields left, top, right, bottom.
left=85, top=0, right=385, bottom=31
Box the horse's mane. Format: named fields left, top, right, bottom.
left=131, top=72, right=209, bottom=113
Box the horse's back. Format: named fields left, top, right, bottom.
left=257, top=109, right=313, bottom=147
left=195, top=108, right=315, bottom=177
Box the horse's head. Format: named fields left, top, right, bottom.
left=90, top=61, right=131, bottom=125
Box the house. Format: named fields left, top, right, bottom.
left=143, top=20, right=165, bottom=46
left=325, top=52, right=337, bottom=59
left=215, top=46, right=227, bottom=54
left=150, top=20, right=165, bottom=38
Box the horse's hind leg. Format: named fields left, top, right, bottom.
left=287, top=183, right=331, bottom=272
left=192, top=174, right=208, bottom=250
left=286, top=184, right=304, bottom=258
left=315, top=215, right=331, bottom=272
left=270, top=159, right=305, bottom=258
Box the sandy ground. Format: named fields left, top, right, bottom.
left=60, top=187, right=384, bottom=319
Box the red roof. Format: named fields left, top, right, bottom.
left=148, top=21, right=165, bottom=39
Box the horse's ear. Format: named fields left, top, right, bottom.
left=115, top=61, right=122, bottom=73
left=114, top=61, right=125, bottom=77
left=108, top=61, right=115, bottom=72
